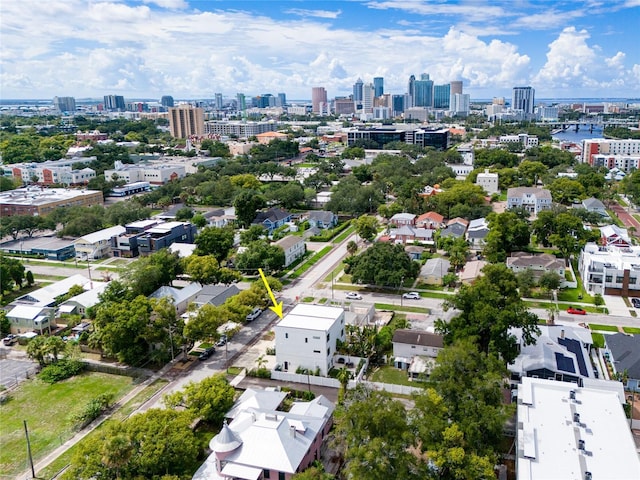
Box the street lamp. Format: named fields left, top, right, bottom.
left=399, top=276, right=405, bottom=307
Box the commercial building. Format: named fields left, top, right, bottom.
left=433, top=84, right=450, bottom=109
left=506, top=187, right=552, bottom=214
left=0, top=187, right=103, bottom=217
left=107, top=181, right=151, bottom=197
left=581, top=138, right=640, bottom=171
left=333, top=97, right=355, bottom=115
left=136, top=221, right=197, bottom=255
left=352, top=78, right=364, bottom=104
left=103, top=95, right=125, bottom=111
left=168, top=104, right=204, bottom=138
left=104, top=162, right=186, bottom=185
left=275, top=304, right=346, bottom=376
left=160, top=95, right=174, bottom=108
left=516, top=377, right=640, bottom=480
left=205, top=121, right=277, bottom=138
left=373, top=77, right=384, bottom=97
left=74, top=225, right=127, bottom=260
left=52, top=96, right=76, bottom=113
left=346, top=125, right=450, bottom=150
left=512, top=86, right=535, bottom=115
left=499, top=134, right=539, bottom=149
left=412, top=73, right=434, bottom=107
left=579, top=242, right=640, bottom=296
left=10, top=164, right=96, bottom=186
left=311, top=87, right=327, bottom=115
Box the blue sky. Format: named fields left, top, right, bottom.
left=1, top=0, right=639, bottom=100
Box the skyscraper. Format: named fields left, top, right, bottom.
left=512, top=86, right=535, bottom=114
left=161, top=95, right=174, bottom=108
left=311, top=87, right=328, bottom=114
left=413, top=74, right=434, bottom=108
left=451, top=94, right=470, bottom=116
left=53, top=96, right=76, bottom=113
left=353, top=78, right=364, bottom=103
left=392, top=95, right=405, bottom=116
left=214, top=93, right=223, bottom=110
left=168, top=105, right=204, bottom=138
left=103, top=95, right=125, bottom=111
left=433, top=84, right=451, bottom=109
left=277, top=93, right=287, bottom=107
left=407, top=75, right=416, bottom=107
left=373, top=77, right=384, bottom=97
left=236, top=93, right=246, bottom=114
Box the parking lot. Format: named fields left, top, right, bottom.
left=0, top=357, right=39, bottom=390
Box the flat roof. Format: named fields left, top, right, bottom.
left=517, top=377, right=640, bottom=480
left=277, top=304, right=343, bottom=331
left=0, top=187, right=101, bottom=206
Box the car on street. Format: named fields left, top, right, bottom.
left=632, top=298, right=640, bottom=308
left=198, top=346, right=215, bottom=360
left=216, top=335, right=227, bottom=347
left=345, top=292, right=362, bottom=300
left=402, top=292, right=421, bottom=300
left=245, top=307, right=263, bottom=322
left=567, top=307, right=587, bottom=315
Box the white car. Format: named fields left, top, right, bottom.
left=245, top=307, right=263, bottom=322
left=402, top=292, right=421, bottom=300
left=345, top=292, right=362, bottom=300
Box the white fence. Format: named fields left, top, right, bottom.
left=363, top=380, right=424, bottom=396
left=271, top=371, right=341, bottom=388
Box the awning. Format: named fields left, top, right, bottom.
left=221, top=463, right=263, bottom=480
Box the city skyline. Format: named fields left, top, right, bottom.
left=1, top=0, right=640, bottom=100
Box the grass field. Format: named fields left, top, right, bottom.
left=589, top=323, right=619, bottom=332
left=289, top=246, right=333, bottom=279
left=374, top=303, right=430, bottom=314
left=332, top=224, right=355, bottom=244
left=591, top=332, right=606, bottom=349
left=623, top=327, right=640, bottom=334
left=369, top=366, right=417, bottom=387
left=37, top=378, right=169, bottom=479
left=0, top=372, right=136, bottom=477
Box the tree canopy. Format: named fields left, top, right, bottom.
left=345, top=242, right=419, bottom=287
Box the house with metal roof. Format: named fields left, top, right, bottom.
left=275, top=236, right=306, bottom=268
left=149, top=283, right=203, bottom=315
left=392, top=329, right=444, bottom=378
left=581, top=197, right=608, bottom=217
left=307, top=210, right=337, bottom=229
left=605, top=333, right=640, bottom=391
left=192, top=391, right=334, bottom=480
left=191, top=284, right=241, bottom=308
left=420, top=257, right=450, bottom=284
left=252, top=207, right=292, bottom=233
left=74, top=225, right=126, bottom=259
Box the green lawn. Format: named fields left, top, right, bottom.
left=591, top=332, right=606, bottom=349
left=623, top=327, right=640, bottom=334
left=332, top=224, right=355, bottom=244
left=0, top=372, right=136, bottom=477
left=302, top=296, right=315, bottom=303
left=323, top=262, right=345, bottom=282
left=557, top=288, right=594, bottom=304
left=289, top=246, right=333, bottom=279
left=589, top=323, right=619, bottom=332
left=37, top=378, right=168, bottom=479
left=369, top=366, right=417, bottom=387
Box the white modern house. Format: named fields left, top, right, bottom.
left=275, top=304, right=345, bottom=376
left=74, top=225, right=126, bottom=260
left=516, top=377, right=640, bottom=480
left=475, top=169, right=499, bottom=194
left=579, top=242, right=640, bottom=296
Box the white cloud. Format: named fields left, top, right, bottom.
left=284, top=8, right=342, bottom=19
left=534, top=27, right=595, bottom=87
left=142, top=0, right=188, bottom=9
left=606, top=51, right=626, bottom=69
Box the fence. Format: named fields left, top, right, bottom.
left=83, top=361, right=150, bottom=379
left=362, top=380, right=424, bottom=396
left=0, top=365, right=40, bottom=394
left=271, top=371, right=341, bottom=388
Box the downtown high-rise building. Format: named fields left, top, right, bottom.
left=277, top=93, right=286, bottom=107
left=214, top=93, right=223, bottom=110
left=353, top=78, right=364, bottom=103
left=433, top=84, right=450, bottom=109
left=236, top=93, right=247, bottom=113
left=512, top=86, right=535, bottom=114
left=168, top=104, right=204, bottom=138
left=161, top=95, right=174, bottom=108
left=362, top=83, right=375, bottom=114
left=52, top=96, right=76, bottom=113
left=103, top=95, right=125, bottom=111
left=413, top=74, right=434, bottom=108
left=373, top=77, right=384, bottom=97
left=311, top=87, right=328, bottom=114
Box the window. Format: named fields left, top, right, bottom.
left=616, top=276, right=624, bottom=283
left=305, top=338, right=308, bottom=343
left=279, top=472, right=285, bottom=480
left=313, top=350, right=321, bottom=354
left=605, top=275, right=612, bottom=283
left=285, top=333, right=288, bottom=339
left=326, top=333, right=330, bottom=341
left=264, top=470, right=270, bottom=479
left=630, top=277, right=637, bottom=285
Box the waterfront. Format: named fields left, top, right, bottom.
left=552, top=125, right=605, bottom=143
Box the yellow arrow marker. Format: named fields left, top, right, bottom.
left=258, top=268, right=283, bottom=319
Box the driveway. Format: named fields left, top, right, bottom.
left=603, top=294, right=630, bottom=317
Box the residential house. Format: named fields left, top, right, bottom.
left=149, top=283, right=203, bottom=315
left=110, top=220, right=161, bottom=257
left=307, top=210, right=338, bottom=229
left=506, top=187, right=552, bottom=215
left=418, top=185, right=442, bottom=197
left=275, top=235, right=306, bottom=268
left=506, top=252, right=565, bottom=282
left=192, top=390, right=334, bottom=480
left=136, top=221, right=197, bottom=255
left=600, top=224, right=631, bottom=247
left=581, top=197, right=608, bottom=217
left=275, top=304, right=345, bottom=376
left=420, top=258, right=451, bottom=284
left=392, top=329, right=444, bottom=380
left=465, top=217, right=489, bottom=248
left=389, top=213, right=416, bottom=226
left=439, top=217, right=469, bottom=239
left=516, top=377, right=640, bottom=480
left=253, top=207, right=292, bottom=233
left=6, top=305, right=54, bottom=335
left=203, top=207, right=236, bottom=228
left=388, top=225, right=435, bottom=244
left=415, top=211, right=444, bottom=229
left=475, top=169, right=499, bottom=195
left=605, top=333, right=640, bottom=391
left=59, top=281, right=109, bottom=317
left=459, top=260, right=487, bottom=284
left=509, top=325, right=595, bottom=385
left=226, top=388, right=288, bottom=420
left=405, top=245, right=425, bottom=261
left=579, top=242, right=640, bottom=296
left=191, top=284, right=241, bottom=308
left=74, top=225, right=126, bottom=260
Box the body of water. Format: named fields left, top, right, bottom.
left=552, top=126, right=605, bottom=143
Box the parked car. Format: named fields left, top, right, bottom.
left=632, top=298, right=640, bottom=308
left=245, top=307, right=263, bottom=322
left=216, top=335, right=227, bottom=347
left=402, top=292, right=421, bottom=300
left=2, top=334, right=17, bottom=346
left=567, top=307, right=587, bottom=315
left=345, top=292, right=362, bottom=300
left=198, top=346, right=215, bottom=360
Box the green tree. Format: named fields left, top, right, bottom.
left=195, top=226, right=235, bottom=261
left=346, top=240, right=358, bottom=256
left=538, top=271, right=562, bottom=295
left=164, top=374, right=235, bottom=425
left=515, top=269, right=536, bottom=298
left=548, top=177, right=586, bottom=204
left=346, top=242, right=419, bottom=287
left=183, top=304, right=230, bottom=342
left=26, top=335, right=49, bottom=367
left=0, top=311, right=10, bottom=337
left=265, top=182, right=305, bottom=209
left=436, top=263, right=540, bottom=364
left=174, top=206, right=194, bottom=220
left=0, top=254, right=24, bottom=293
left=354, top=215, right=379, bottom=242
left=483, top=211, right=531, bottom=263
left=234, top=190, right=266, bottom=228
left=292, top=463, right=334, bottom=480
left=235, top=240, right=285, bottom=273
left=191, top=213, right=207, bottom=228
left=240, top=224, right=267, bottom=245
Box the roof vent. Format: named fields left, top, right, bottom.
left=573, top=413, right=580, bottom=423
left=570, top=390, right=576, bottom=400
left=578, top=439, right=585, bottom=451
left=585, top=472, right=592, bottom=480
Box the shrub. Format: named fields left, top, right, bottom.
left=39, top=359, right=85, bottom=383
left=73, top=393, right=114, bottom=428
left=266, top=346, right=276, bottom=355
left=247, top=368, right=271, bottom=379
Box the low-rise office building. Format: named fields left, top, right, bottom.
left=0, top=187, right=103, bottom=217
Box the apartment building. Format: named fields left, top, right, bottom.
left=0, top=187, right=103, bottom=217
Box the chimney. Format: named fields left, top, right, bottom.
left=289, top=425, right=296, bottom=438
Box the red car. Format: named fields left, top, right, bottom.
left=567, top=307, right=587, bottom=315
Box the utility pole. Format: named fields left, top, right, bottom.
left=24, top=420, right=35, bottom=479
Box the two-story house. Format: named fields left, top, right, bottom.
left=390, top=212, right=416, bottom=226
left=275, top=304, right=345, bottom=376
left=506, top=187, right=552, bottom=215
left=253, top=207, right=292, bottom=233
left=392, top=329, right=444, bottom=380
left=74, top=225, right=126, bottom=260
left=275, top=236, right=306, bottom=268
left=307, top=211, right=338, bottom=229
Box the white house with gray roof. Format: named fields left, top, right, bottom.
left=507, top=187, right=552, bottom=214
